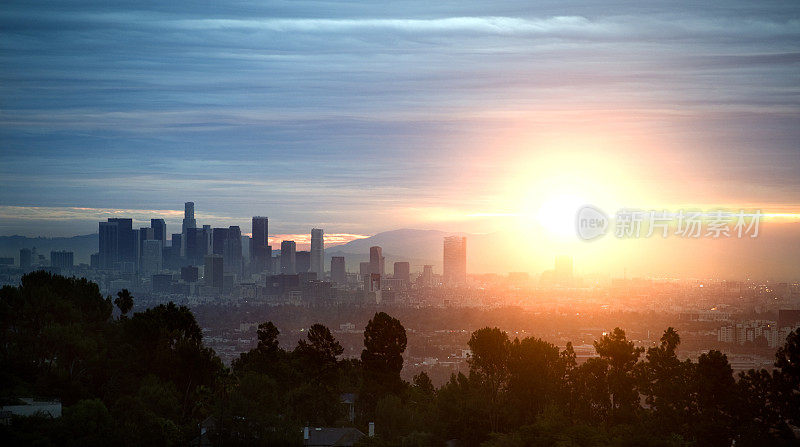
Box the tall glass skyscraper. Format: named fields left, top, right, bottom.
left=443, top=236, right=467, bottom=284
left=251, top=217, right=269, bottom=272
left=310, top=228, right=324, bottom=278
left=181, top=202, right=196, bottom=257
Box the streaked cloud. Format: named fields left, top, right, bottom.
left=0, top=0, right=798, bottom=238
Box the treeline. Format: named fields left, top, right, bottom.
left=1, top=272, right=799, bottom=446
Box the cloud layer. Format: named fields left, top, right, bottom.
left=1, top=0, right=799, bottom=237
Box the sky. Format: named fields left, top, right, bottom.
left=1, top=1, right=799, bottom=276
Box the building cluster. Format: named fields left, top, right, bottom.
left=2, top=201, right=470, bottom=305
left=717, top=310, right=800, bottom=347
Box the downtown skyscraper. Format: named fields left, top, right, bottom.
left=310, top=228, right=324, bottom=278
left=181, top=202, right=196, bottom=257
left=369, top=246, right=384, bottom=276
left=443, top=236, right=467, bottom=285
left=251, top=217, right=269, bottom=272
left=280, top=240, right=296, bottom=274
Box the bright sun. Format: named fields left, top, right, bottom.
left=535, top=193, right=588, bottom=237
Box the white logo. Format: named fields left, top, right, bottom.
left=576, top=205, right=608, bottom=240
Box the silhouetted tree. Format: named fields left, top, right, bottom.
left=693, top=350, right=735, bottom=447
left=360, top=312, right=407, bottom=411
left=774, top=328, right=800, bottom=426
left=637, top=327, right=694, bottom=436
left=467, top=327, right=510, bottom=432
left=594, top=327, right=643, bottom=422
left=114, top=289, right=134, bottom=316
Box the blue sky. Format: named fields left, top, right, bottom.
left=1, top=1, right=799, bottom=238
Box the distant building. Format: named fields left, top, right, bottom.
left=311, top=228, right=324, bottom=278
left=0, top=257, right=14, bottom=265
left=211, top=228, right=228, bottom=256
left=443, top=236, right=466, bottom=284
left=266, top=274, right=301, bottom=296
left=331, top=256, right=346, bottom=284
left=204, top=255, right=224, bottom=289
left=369, top=246, right=384, bottom=276
left=281, top=240, right=297, bottom=274
left=150, top=218, right=167, bottom=246
left=224, top=226, right=243, bottom=275
left=50, top=250, right=74, bottom=269
left=152, top=273, right=172, bottom=293
left=181, top=202, right=196, bottom=257
left=98, top=221, right=118, bottom=269
left=181, top=265, right=199, bottom=283
left=778, top=309, right=800, bottom=329
left=251, top=217, right=269, bottom=272
left=359, top=262, right=371, bottom=278
left=108, top=218, right=136, bottom=264
left=393, top=262, right=410, bottom=282
left=421, top=264, right=433, bottom=285
left=296, top=250, right=311, bottom=273
left=140, top=240, right=163, bottom=275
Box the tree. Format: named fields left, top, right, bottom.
left=506, top=336, right=563, bottom=426
left=594, top=327, right=643, bottom=422
left=257, top=321, right=280, bottom=353
left=774, top=328, right=800, bottom=425
left=114, top=289, right=134, bottom=317
left=467, top=327, right=510, bottom=432
left=296, top=323, right=343, bottom=366
left=361, top=312, right=407, bottom=402
left=693, top=350, right=735, bottom=447
left=637, top=328, right=693, bottom=436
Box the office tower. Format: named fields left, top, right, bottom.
left=443, top=236, right=467, bottom=284
left=50, top=250, right=74, bottom=269
left=98, top=221, right=119, bottom=268
left=394, top=262, right=410, bottom=282
left=331, top=256, right=346, bottom=284
left=138, top=227, right=154, bottom=270
left=369, top=246, right=384, bottom=276
left=296, top=250, right=311, bottom=273
left=202, top=225, right=213, bottom=256
left=224, top=226, right=243, bottom=275
left=185, top=227, right=202, bottom=265
left=212, top=227, right=228, bottom=256
left=108, top=218, right=136, bottom=264
left=181, top=265, right=199, bottom=283
left=368, top=273, right=382, bottom=304
left=310, top=228, right=324, bottom=278
left=251, top=217, right=269, bottom=272
left=554, top=256, right=573, bottom=284
left=19, top=248, right=32, bottom=269
left=150, top=219, right=167, bottom=246
left=280, top=240, right=296, bottom=274
left=241, top=235, right=250, bottom=263
left=170, top=233, right=182, bottom=261
left=422, top=264, right=433, bottom=285
left=140, top=240, right=162, bottom=275
left=181, top=202, right=196, bottom=257
left=359, top=262, right=371, bottom=278
left=204, top=254, right=224, bottom=289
